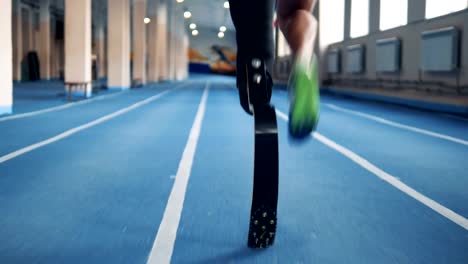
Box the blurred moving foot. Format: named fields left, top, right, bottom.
left=288, top=54, right=320, bottom=140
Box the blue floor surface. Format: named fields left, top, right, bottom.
left=7, top=80, right=116, bottom=116
left=0, top=76, right=467, bottom=263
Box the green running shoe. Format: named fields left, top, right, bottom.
left=288, top=54, right=320, bottom=140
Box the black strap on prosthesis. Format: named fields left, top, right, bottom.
left=244, top=58, right=279, bottom=249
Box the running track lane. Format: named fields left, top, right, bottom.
left=170, top=83, right=468, bottom=263
left=0, top=83, right=205, bottom=263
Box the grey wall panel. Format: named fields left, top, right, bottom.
left=321, top=8, right=468, bottom=87
left=327, top=49, right=340, bottom=73
left=421, top=26, right=460, bottom=72
left=376, top=37, right=401, bottom=72
left=346, top=44, right=365, bottom=73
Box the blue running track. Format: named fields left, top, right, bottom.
left=1, top=75, right=467, bottom=263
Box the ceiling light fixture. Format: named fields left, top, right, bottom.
left=184, top=11, right=192, bottom=19
left=219, top=26, right=226, bottom=32
left=192, top=30, right=199, bottom=36
left=176, top=0, right=184, bottom=3
left=218, top=31, right=224, bottom=38
left=189, top=23, right=197, bottom=29
left=144, top=17, right=151, bottom=24
left=224, top=1, right=229, bottom=8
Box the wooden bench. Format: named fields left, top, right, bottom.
left=65, top=82, right=91, bottom=101
left=132, top=78, right=144, bottom=88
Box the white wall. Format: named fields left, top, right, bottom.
left=0, top=0, right=13, bottom=114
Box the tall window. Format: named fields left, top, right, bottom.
left=350, top=0, right=369, bottom=38
left=319, top=0, right=345, bottom=45
left=380, top=0, right=408, bottom=30
left=426, top=0, right=467, bottom=19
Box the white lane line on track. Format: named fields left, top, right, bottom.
left=0, top=90, right=127, bottom=122
left=276, top=110, right=468, bottom=231
left=0, top=84, right=187, bottom=164
left=146, top=83, right=209, bottom=264
left=325, top=103, right=468, bottom=146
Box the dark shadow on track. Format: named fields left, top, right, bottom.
left=189, top=246, right=271, bottom=264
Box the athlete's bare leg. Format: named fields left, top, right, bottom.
left=277, top=0, right=318, bottom=69
left=277, top=0, right=320, bottom=139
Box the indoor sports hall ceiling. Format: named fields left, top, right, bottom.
left=177, top=0, right=235, bottom=31
left=21, top=0, right=235, bottom=32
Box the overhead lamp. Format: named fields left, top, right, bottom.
left=144, top=17, right=151, bottom=24
left=176, top=0, right=184, bottom=3
left=218, top=31, right=224, bottom=38
left=192, top=30, right=199, bottom=36
left=184, top=11, right=192, bottom=19
left=219, top=26, right=226, bottom=32
left=224, top=1, right=229, bottom=8
left=189, top=23, right=197, bottom=29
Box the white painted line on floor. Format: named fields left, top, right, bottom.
left=0, top=90, right=127, bottom=122
left=146, top=83, right=209, bottom=264
left=0, top=84, right=187, bottom=164
left=325, top=103, right=468, bottom=146
left=276, top=110, right=468, bottom=231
